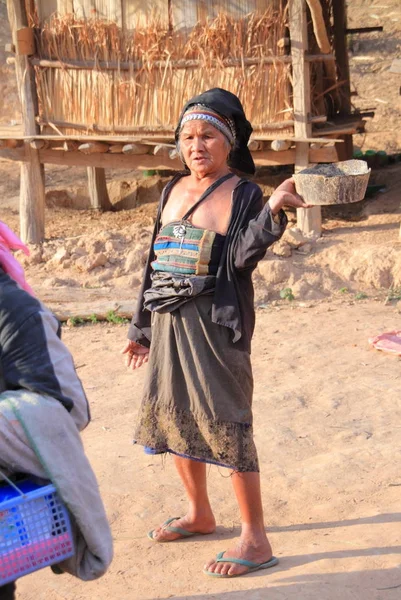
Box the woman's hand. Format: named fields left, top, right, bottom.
left=268, top=177, right=311, bottom=215
left=121, top=340, right=150, bottom=371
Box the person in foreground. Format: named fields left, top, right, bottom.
left=0, top=222, right=113, bottom=598
left=122, top=88, right=310, bottom=578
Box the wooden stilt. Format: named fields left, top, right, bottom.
left=332, top=0, right=353, bottom=160
left=289, top=0, right=322, bottom=236
left=7, top=0, right=45, bottom=244
left=87, top=167, right=113, bottom=211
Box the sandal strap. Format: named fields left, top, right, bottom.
left=215, top=551, right=267, bottom=569
left=162, top=517, right=195, bottom=537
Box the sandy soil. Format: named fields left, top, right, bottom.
left=0, top=1, right=401, bottom=598
left=13, top=300, right=401, bottom=600
left=0, top=160, right=400, bottom=310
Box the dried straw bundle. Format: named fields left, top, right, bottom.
left=35, top=8, right=292, bottom=135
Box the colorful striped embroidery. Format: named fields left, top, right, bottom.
left=152, top=223, right=223, bottom=275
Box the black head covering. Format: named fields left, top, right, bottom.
left=175, top=88, right=255, bottom=175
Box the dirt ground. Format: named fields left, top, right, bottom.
left=15, top=301, right=401, bottom=600
left=1, top=0, right=401, bottom=598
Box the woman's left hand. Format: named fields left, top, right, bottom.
left=121, top=340, right=150, bottom=371
left=268, top=177, right=312, bottom=215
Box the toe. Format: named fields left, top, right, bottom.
left=227, top=563, right=247, bottom=577
left=204, top=560, right=219, bottom=574
left=220, top=563, right=232, bottom=576
left=151, top=526, right=175, bottom=542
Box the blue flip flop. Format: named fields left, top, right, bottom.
left=203, top=551, right=279, bottom=578
left=147, top=517, right=209, bottom=542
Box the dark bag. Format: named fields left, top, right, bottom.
left=0, top=359, right=5, bottom=393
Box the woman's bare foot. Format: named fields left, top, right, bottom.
left=149, top=513, right=216, bottom=542
left=204, top=533, right=274, bottom=576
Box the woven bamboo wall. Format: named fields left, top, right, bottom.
left=31, top=0, right=336, bottom=138
left=36, top=0, right=284, bottom=28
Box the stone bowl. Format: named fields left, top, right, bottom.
left=293, top=160, right=371, bottom=205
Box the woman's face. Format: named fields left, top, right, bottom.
left=179, top=120, right=230, bottom=177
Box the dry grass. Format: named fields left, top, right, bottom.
left=34, top=8, right=293, bottom=135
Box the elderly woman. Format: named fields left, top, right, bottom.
left=123, top=88, right=309, bottom=577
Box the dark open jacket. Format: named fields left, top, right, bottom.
left=128, top=175, right=288, bottom=353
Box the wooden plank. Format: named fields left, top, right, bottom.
left=171, top=1, right=273, bottom=30
left=16, top=26, right=35, bottom=55
left=289, top=0, right=322, bottom=235
left=171, top=0, right=197, bottom=29
left=255, top=146, right=338, bottom=166
left=51, top=300, right=137, bottom=322
left=335, top=135, right=353, bottom=161
left=0, top=131, right=175, bottom=144
left=252, top=136, right=342, bottom=143
left=73, top=0, right=91, bottom=19
left=0, top=147, right=183, bottom=169
left=0, top=145, right=338, bottom=168
left=95, top=0, right=122, bottom=24
left=28, top=54, right=335, bottom=72
left=332, top=0, right=352, bottom=114
left=0, top=139, right=23, bottom=148
left=76, top=0, right=122, bottom=21
left=332, top=0, right=354, bottom=165
left=7, top=0, right=45, bottom=244
left=122, top=0, right=169, bottom=29
left=30, top=0, right=73, bottom=21
left=87, top=167, right=113, bottom=211
left=35, top=118, right=294, bottom=134
left=305, top=0, right=330, bottom=52
left=29, top=56, right=294, bottom=71
left=0, top=133, right=342, bottom=144
left=36, top=0, right=58, bottom=22
left=346, top=26, right=383, bottom=34
left=313, top=123, right=363, bottom=137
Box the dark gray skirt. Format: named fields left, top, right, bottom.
left=134, top=295, right=259, bottom=472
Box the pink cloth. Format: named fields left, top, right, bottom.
left=369, top=331, right=401, bottom=356
left=0, top=222, right=34, bottom=296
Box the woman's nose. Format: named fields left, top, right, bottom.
left=191, top=136, right=204, bottom=151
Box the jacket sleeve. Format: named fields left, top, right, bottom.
left=234, top=187, right=288, bottom=270
left=127, top=237, right=155, bottom=348
left=128, top=315, right=152, bottom=348
left=1, top=308, right=90, bottom=431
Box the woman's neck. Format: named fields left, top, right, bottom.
left=189, top=166, right=231, bottom=185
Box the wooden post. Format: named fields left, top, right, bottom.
left=289, top=0, right=322, bottom=236
left=87, top=168, right=113, bottom=211
left=7, top=0, right=45, bottom=244
left=332, top=0, right=353, bottom=160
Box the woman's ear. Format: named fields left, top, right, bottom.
left=176, top=140, right=187, bottom=167
left=176, top=140, right=183, bottom=162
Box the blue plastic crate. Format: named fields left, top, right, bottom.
left=0, top=478, right=74, bottom=585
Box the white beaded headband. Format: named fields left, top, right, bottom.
left=179, top=105, right=236, bottom=146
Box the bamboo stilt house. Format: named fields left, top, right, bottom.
left=2, top=0, right=364, bottom=242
